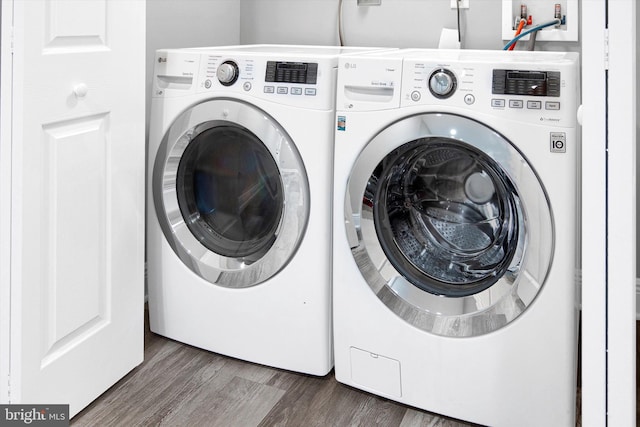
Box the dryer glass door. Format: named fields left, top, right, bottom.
left=154, top=99, right=309, bottom=288
left=346, top=113, right=553, bottom=337
left=176, top=125, right=283, bottom=261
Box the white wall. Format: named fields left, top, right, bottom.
left=146, top=0, right=241, bottom=134
left=240, top=0, right=579, bottom=52
left=144, top=0, right=240, bottom=292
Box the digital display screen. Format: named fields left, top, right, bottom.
left=492, top=70, right=561, bottom=97
left=265, top=61, right=318, bottom=85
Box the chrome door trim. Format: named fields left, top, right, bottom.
left=345, top=113, right=553, bottom=337
left=154, top=98, right=309, bottom=288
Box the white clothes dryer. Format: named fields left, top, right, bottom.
left=332, top=49, right=580, bottom=425
left=148, top=45, right=385, bottom=376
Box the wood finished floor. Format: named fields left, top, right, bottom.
left=72, top=311, right=583, bottom=427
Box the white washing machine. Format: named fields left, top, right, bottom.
left=332, top=49, right=580, bottom=425
left=148, top=45, right=386, bottom=376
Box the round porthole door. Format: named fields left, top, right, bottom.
left=345, top=113, right=553, bottom=337
left=154, top=98, right=309, bottom=288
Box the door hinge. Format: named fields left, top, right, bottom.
left=10, top=22, right=15, bottom=55
left=603, top=28, right=609, bottom=70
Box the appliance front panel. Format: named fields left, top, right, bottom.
left=153, top=98, right=310, bottom=288
left=345, top=112, right=553, bottom=337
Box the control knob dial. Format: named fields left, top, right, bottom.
left=428, top=68, right=457, bottom=99
left=217, top=61, right=239, bottom=86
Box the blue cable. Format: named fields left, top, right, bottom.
left=503, top=19, right=562, bottom=50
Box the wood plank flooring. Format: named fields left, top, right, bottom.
left=71, top=310, right=581, bottom=426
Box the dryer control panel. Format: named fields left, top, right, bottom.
left=195, top=54, right=333, bottom=110
left=150, top=48, right=339, bottom=110
left=265, top=61, right=318, bottom=85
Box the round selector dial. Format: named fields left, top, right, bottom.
left=428, top=68, right=457, bottom=99
left=217, top=61, right=239, bottom=86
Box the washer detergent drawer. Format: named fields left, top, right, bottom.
left=350, top=347, right=402, bottom=398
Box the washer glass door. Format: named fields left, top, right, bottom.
left=154, top=99, right=308, bottom=288
left=346, top=113, right=553, bottom=337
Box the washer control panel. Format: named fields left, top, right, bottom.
left=401, top=52, right=579, bottom=126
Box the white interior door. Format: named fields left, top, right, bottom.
left=2, top=0, right=145, bottom=417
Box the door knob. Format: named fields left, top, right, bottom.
left=73, top=83, right=89, bottom=98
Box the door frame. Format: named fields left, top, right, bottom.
left=0, top=0, right=14, bottom=404
left=606, top=0, right=636, bottom=424
left=581, top=0, right=636, bottom=425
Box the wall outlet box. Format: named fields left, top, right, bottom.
left=358, top=0, right=382, bottom=5
left=451, top=0, right=469, bottom=9
left=501, top=0, right=578, bottom=42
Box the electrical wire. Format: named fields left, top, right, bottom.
left=338, top=0, right=345, bottom=46
left=508, top=19, right=526, bottom=51
left=503, top=19, right=561, bottom=50
left=456, top=0, right=461, bottom=43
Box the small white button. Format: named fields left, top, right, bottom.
left=545, top=101, right=560, bottom=110
left=464, top=94, right=475, bottom=105
left=527, top=100, right=542, bottom=109
left=411, top=91, right=421, bottom=102
left=243, top=82, right=252, bottom=91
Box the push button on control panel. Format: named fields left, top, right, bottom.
left=263, top=85, right=317, bottom=96
left=493, top=98, right=562, bottom=112
left=527, top=100, right=542, bottom=110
